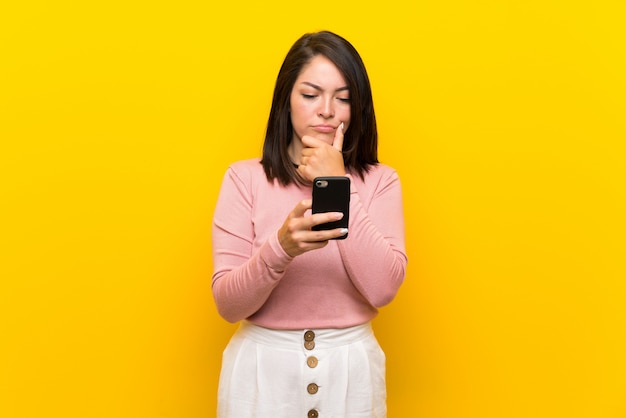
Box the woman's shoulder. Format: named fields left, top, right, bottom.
left=226, top=158, right=264, bottom=181
left=369, top=162, right=398, bottom=176
left=347, top=163, right=401, bottom=196
left=357, top=162, right=400, bottom=184
left=218, top=158, right=265, bottom=188
left=228, top=158, right=263, bottom=172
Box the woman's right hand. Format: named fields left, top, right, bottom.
left=278, top=199, right=348, bottom=257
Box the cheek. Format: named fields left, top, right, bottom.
left=339, top=108, right=351, bottom=125
left=290, top=101, right=311, bottom=125
left=289, top=104, right=307, bottom=137
left=291, top=97, right=310, bottom=113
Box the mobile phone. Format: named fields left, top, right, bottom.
left=312, top=176, right=350, bottom=239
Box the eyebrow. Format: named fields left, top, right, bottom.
left=300, top=81, right=349, bottom=92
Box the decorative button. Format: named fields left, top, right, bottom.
left=306, top=356, right=318, bottom=368
left=304, top=340, right=315, bottom=350
left=307, top=383, right=319, bottom=394
left=308, top=410, right=319, bottom=418
left=304, top=330, right=315, bottom=342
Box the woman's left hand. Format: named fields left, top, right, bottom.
left=297, top=122, right=345, bottom=181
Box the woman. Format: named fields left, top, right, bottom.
left=212, top=31, right=407, bottom=418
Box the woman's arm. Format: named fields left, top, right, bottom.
left=211, top=165, right=347, bottom=322
left=337, top=169, right=408, bottom=307
left=211, top=167, right=293, bottom=323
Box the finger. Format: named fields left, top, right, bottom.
left=304, top=227, right=349, bottom=243
left=301, top=135, right=324, bottom=149
left=307, top=212, right=344, bottom=230
left=300, top=147, right=314, bottom=157
left=332, top=122, right=345, bottom=152
left=292, top=199, right=312, bottom=218
left=304, top=232, right=346, bottom=244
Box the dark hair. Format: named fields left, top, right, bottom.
left=261, top=31, right=378, bottom=186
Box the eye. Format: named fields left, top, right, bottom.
left=338, top=97, right=351, bottom=103
left=302, top=94, right=316, bottom=99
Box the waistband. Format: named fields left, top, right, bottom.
left=237, top=321, right=374, bottom=350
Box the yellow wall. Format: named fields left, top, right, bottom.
left=1, top=1, right=625, bottom=417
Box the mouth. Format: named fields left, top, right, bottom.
left=312, top=125, right=336, bottom=133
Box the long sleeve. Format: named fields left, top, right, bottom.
left=211, top=165, right=294, bottom=323
left=338, top=170, right=407, bottom=307
left=210, top=159, right=408, bottom=329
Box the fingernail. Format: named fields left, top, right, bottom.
left=340, top=228, right=348, bottom=235
left=334, top=212, right=344, bottom=220
left=340, top=122, right=344, bottom=132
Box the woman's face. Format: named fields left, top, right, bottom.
left=289, top=55, right=351, bottom=147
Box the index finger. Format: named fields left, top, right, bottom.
left=332, top=122, right=345, bottom=152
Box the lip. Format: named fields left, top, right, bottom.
left=312, top=124, right=336, bottom=133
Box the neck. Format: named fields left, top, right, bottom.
left=288, top=136, right=303, bottom=166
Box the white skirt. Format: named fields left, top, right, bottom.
left=217, top=321, right=387, bottom=418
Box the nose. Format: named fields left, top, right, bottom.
left=318, top=98, right=334, bottom=118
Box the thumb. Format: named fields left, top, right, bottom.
left=332, top=122, right=345, bottom=152
left=292, top=199, right=312, bottom=218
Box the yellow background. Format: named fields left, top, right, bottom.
left=1, top=1, right=625, bottom=417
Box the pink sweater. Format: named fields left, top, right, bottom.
left=211, top=158, right=407, bottom=329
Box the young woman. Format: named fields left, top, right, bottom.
left=212, top=30, right=407, bottom=418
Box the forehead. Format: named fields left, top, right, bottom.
left=296, top=55, right=347, bottom=85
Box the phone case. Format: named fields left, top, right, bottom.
left=312, top=176, right=350, bottom=239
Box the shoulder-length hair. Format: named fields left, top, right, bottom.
left=261, top=31, right=379, bottom=186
